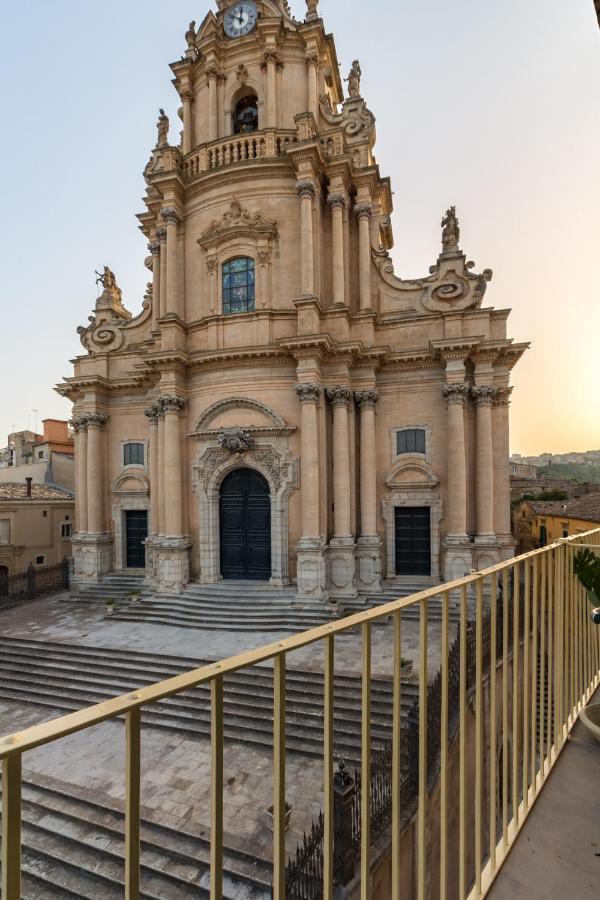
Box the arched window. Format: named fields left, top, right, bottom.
left=124, top=442, right=145, bottom=467
left=222, top=257, right=255, bottom=314
left=233, top=94, right=258, bottom=134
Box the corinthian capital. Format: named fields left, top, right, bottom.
left=161, top=206, right=182, bottom=227
left=156, top=227, right=167, bottom=244
left=145, top=401, right=163, bottom=423
left=328, top=192, right=347, bottom=211
left=355, top=389, right=379, bottom=410
left=159, top=395, right=187, bottom=413
left=471, top=385, right=500, bottom=407
left=297, top=180, right=316, bottom=200
left=493, top=387, right=513, bottom=408
left=326, top=386, right=353, bottom=408
left=147, top=240, right=161, bottom=257
left=85, top=413, right=109, bottom=428
left=355, top=203, right=373, bottom=222
left=296, top=382, right=321, bottom=403
left=442, top=383, right=470, bottom=406
left=70, top=416, right=87, bottom=433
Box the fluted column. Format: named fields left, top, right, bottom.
left=86, top=414, right=108, bottom=534
left=442, top=384, right=469, bottom=537
left=148, top=240, right=161, bottom=331
left=328, top=193, right=346, bottom=305
left=355, top=390, right=379, bottom=537
left=326, top=387, right=353, bottom=538
left=296, top=383, right=321, bottom=539
left=157, top=411, right=166, bottom=535
left=305, top=53, right=319, bottom=119
left=157, top=228, right=167, bottom=319
left=161, top=207, right=182, bottom=319
left=356, top=204, right=373, bottom=311
left=263, top=51, right=278, bottom=128
left=71, top=417, right=88, bottom=533
left=207, top=66, right=219, bottom=141
left=472, top=386, right=499, bottom=539
left=182, top=90, right=193, bottom=156
left=145, top=404, right=160, bottom=536
left=161, top=396, right=187, bottom=537
left=297, top=181, right=315, bottom=297
left=493, top=387, right=513, bottom=539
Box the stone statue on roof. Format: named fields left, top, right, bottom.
left=345, top=60, right=362, bottom=98
left=305, top=0, right=320, bottom=21
left=185, top=21, right=196, bottom=52
left=95, top=266, right=118, bottom=293
left=441, top=206, right=460, bottom=252
left=157, top=108, right=169, bottom=148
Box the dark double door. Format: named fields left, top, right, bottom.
left=125, top=510, right=148, bottom=569
left=395, top=507, right=431, bottom=576
left=220, top=469, right=271, bottom=580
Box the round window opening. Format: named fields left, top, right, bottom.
left=233, top=95, right=258, bottom=134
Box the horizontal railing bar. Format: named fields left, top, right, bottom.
left=2, top=531, right=598, bottom=759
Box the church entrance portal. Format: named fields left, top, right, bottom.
left=395, top=507, right=431, bottom=576
left=220, top=469, right=271, bottom=580
left=125, top=510, right=147, bottom=569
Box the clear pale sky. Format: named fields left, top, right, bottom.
left=0, top=1, right=598, bottom=455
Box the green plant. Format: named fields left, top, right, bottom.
left=105, top=598, right=115, bottom=606
left=573, top=549, right=600, bottom=606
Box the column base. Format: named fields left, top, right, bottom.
left=356, top=535, right=382, bottom=595
left=442, top=536, right=473, bottom=582
left=296, top=538, right=328, bottom=602
left=328, top=537, right=357, bottom=601
left=72, top=533, right=113, bottom=583
left=152, top=536, right=191, bottom=593
left=496, top=533, right=517, bottom=561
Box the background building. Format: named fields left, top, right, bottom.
left=0, top=419, right=74, bottom=490
left=0, top=480, right=74, bottom=578
left=58, top=0, right=527, bottom=598
left=514, top=493, right=600, bottom=553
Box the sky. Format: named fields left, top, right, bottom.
left=0, top=0, right=599, bottom=455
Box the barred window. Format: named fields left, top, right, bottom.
left=222, top=257, right=255, bottom=315
left=61, top=523, right=72, bottom=539
left=124, top=442, right=145, bottom=467
left=396, top=428, right=426, bottom=455
left=0, top=520, right=9, bottom=544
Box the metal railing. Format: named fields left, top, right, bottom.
left=0, top=557, right=69, bottom=609
left=1, top=532, right=599, bottom=899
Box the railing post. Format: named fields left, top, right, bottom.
left=333, top=761, right=355, bottom=885
left=26, top=563, right=36, bottom=599
left=2, top=753, right=22, bottom=900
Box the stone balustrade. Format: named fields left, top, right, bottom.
left=182, top=130, right=297, bottom=179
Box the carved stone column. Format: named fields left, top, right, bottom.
left=86, top=414, right=108, bottom=535
left=472, top=386, right=499, bottom=541
left=305, top=53, right=319, bottom=119
left=296, top=383, right=327, bottom=601
left=443, top=384, right=469, bottom=538
left=157, top=409, right=166, bottom=535
left=148, top=240, right=161, bottom=330
left=207, top=255, right=218, bottom=314
left=71, top=417, right=88, bottom=535
left=161, top=208, right=182, bottom=319
left=207, top=66, right=219, bottom=141
left=355, top=204, right=373, bottom=311
left=157, top=227, right=167, bottom=319
left=72, top=413, right=112, bottom=583
left=297, top=181, right=315, bottom=297
left=355, top=390, right=382, bottom=594
left=493, top=387, right=514, bottom=557
left=182, top=90, right=193, bottom=156
left=152, top=395, right=191, bottom=593
left=144, top=404, right=160, bottom=537
left=328, top=193, right=346, bottom=306
left=263, top=51, right=278, bottom=128
left=327, top=386, right=356, bottom=600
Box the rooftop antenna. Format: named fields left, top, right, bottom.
left=33, top=409, right=38, bottom=434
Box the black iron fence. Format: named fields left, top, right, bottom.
left=0, top=558, right=70, bottom=609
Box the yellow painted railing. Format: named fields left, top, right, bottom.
left=2, top=531, right=600, bottom=899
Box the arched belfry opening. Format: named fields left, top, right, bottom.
left=219, top=468, right=271, bottom=580
left=233, top=93, right=258, bottom=134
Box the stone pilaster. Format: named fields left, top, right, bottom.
left=297, top=181, right=315, bottom=297
left=157, top=227, right=167, bottom=320
left=355, top=204, right=373, bottom=312
left=326, top=386, right=356, bottom=601
left=206, top=65, right=219, bottom=141
left=441, top=384, right=472, bottom=581
left=328, top=193, right=347, bottom=306
left=70, top=416, right=88, bottom=535
left=152, top=395, right=190, bottom=592
left=262, top=51, right=279, bottom=128
left=72, top=413, right=112, bottom=582
left=493, top=387, right=515, bottom=558
left=354, top=390, right=382, bottom=594
left=182, top=90, right=194, bottom=156
left=472, top=386, right=499, bottom=542
left=161, top=207, right=182, bottom=319
left=296, top=382, right=327, bottom=601
left=305, top=52, right=319, bottom=119
left=148, top=240, right=161, bottom=331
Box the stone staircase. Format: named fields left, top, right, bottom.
left=0, top=778, right=271, bottom=899
left=343, top=578, right=461, bottom=623
left=71, top=577, right=342, bottom=633
left=0, top=638, right=418, bottom=763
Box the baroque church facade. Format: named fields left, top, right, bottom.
left=59, top=0, right=528, bottom=601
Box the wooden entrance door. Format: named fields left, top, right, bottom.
left=125, top=510, right=147, bottom=569
left=395, top=507, right=431, bottom=576
left=220, top=469, right=271, bottom=580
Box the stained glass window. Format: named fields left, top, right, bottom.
left=222, top=257, right=255, bottom=314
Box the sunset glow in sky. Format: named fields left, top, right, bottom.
left=0, top=0, right=598, bottom=455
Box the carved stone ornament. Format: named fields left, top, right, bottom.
left=159, top=395, right=187, bottom=413
left=161, top=206, right=182, bottom=227
left=305, top=0, right=319, bottom=21
left=441, top=206, right=460, bottom=253
left=156, top=227, right=167, bottom=244
left=344, top=60, right=362, bottom=98
left=471, top=385, right=500, bottom=407
left=157, top=108, right=169, bottom=148
left=442, top=383, right=470, bottom=406
left=236, top=64, right=249, bottom=84
left=355, top=203, right=372, bottom=222
left=85, top=413, right=109, bottom=428
left=493, top=387, right=513, bottom=408
left=257, top=249, right=271, bottom=267
left=185, top=20, right=197, bottom=52
left=296, top=383, right=321, bottom=403
left=206, top=256, right=219, bottom=274
left=198, top=198, right=278, bottom=248
left=148, top=240, right=160, bottom=257
left=355, top=389, right=379, bottom=410
left=145, top=401, right=163, bottom=423
left=318, top=94, right=375, bottom=143
left=328, top=192, right=346, bottom=211
left=326, top=386, right=353, bottom=407
left=218, top=428, right=255, bottom=454
left=296, top=180, right=316, bottom=200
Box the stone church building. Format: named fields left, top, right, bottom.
left=58, top=0, right=528, bottom=601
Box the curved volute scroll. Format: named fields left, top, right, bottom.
left=373, top=206, right=493, bottom=316
left=77, top=268, right=153, bottom=355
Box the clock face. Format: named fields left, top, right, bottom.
left=224, top=3, right=258, bottom=38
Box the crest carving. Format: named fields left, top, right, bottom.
left=218, top=428, right=255, bottom=453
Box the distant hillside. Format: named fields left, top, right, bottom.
left=538, top=462, right=600, bottom=484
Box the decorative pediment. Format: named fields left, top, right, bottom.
left=319, top=95, right=376, bottom=146
left=386, top=459, right=439, bottom=491
left=195, top=397, right=287, bottom=432
left=198, top=199, right=278, bottom=249
left=77, top=271, right=152, bottom=355
left=112, top=471, right=149, bottom=494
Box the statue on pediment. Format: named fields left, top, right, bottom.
left=345, top=60, right=362, bottom=98
left=441, top=206, right=460, bottom=253
left=157, top=108, right=169, bottom=148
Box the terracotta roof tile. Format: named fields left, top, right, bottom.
left=528, top=495, right=600, bottom=524
left=0, top=483, right=74, bottom=502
